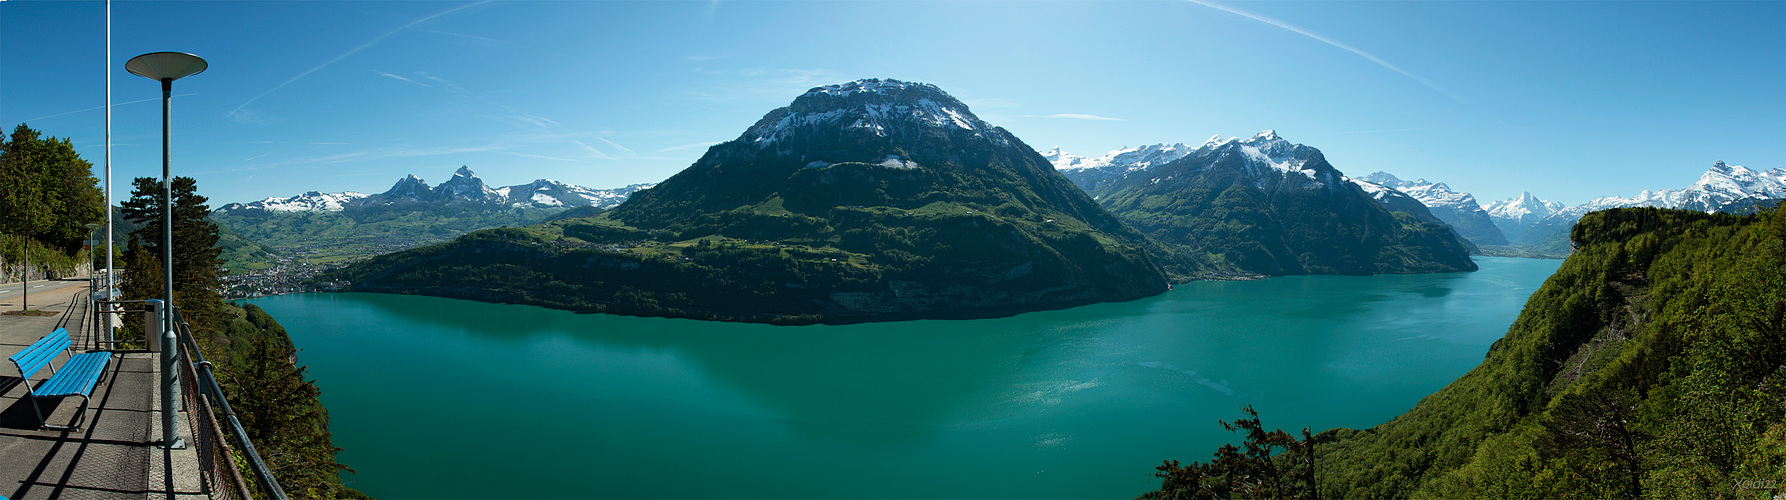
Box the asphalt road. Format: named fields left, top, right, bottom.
left=0, top=277, right=95, bottom=300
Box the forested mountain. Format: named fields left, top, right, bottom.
left=322, top=78, right=1168, bottom=324
left=1064, top=131, right=1477, bottom=276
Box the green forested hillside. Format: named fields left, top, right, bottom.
left=321, top=184, right=1165, bottom=324
left=1141, top=206, right=1785, bottom=498
left=1308, top=206, right=1786, bottom=497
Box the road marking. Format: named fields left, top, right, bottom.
left=33, top=285, right=46, bottom=288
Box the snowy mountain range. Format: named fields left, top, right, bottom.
left=216, top=166, right=653, bottom=213
left=1559, top=161, right=1784, bottom=216
left=1044, top=142, right=1196, bottom=192
left=1050, top=138, right=1782, bottom=256
left=1482, top=161, right=1784, bottom=250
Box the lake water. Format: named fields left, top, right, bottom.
left=250, top=256, right=1561, bottom=499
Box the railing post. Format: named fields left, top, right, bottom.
left=145, top=299, right=163, bottom=352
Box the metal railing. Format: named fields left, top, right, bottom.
left=169, top=306, right=291, bottom=500
left=181, top=342, right=255, bottom=499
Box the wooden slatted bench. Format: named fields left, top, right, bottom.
left=7, top=327, right=112, bottom=431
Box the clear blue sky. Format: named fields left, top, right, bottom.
left=3, top=0, right=1782, bottom=208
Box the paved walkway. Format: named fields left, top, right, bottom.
left=0, top=279, right=205, bottom=499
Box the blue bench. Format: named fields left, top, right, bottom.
left=8, top=327, right=112, bottom=431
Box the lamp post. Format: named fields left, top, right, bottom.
left=84, top=223, right=99, bottom=299
left=127, top=51, right=205, bottom=450
left=84, top=222, right=100, bottom=348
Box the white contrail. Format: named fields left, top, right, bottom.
left=226, top=0, right=492, bottom=121
left=25, top=94, right=197, bottom=122
left=1182, top=0, right=1466, bottom=104
left=1049, top=114, right=1125, bottom=121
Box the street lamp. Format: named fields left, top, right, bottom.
left=127, top=51, right=205, bottom=451
left=126, top=51, right=204, bottom=326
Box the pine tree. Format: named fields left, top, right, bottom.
left=120, top=176, right=225, bottom=333
left=116, top=233, right=164, bottom=345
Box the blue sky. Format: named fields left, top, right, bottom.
left=2, top=0, right=1782, bottom=208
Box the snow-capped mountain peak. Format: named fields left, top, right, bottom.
left=1693, top=161, right=1786, bottom=200
left=1041, top=146, right=1100, bottom=170
left=746, top=78, right=1008, bottom=151
left=1486, top=192, right=1564, bottom=221
left=435, top=165, right=501, bottom=201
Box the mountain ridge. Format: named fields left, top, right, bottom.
left=217, top=166, right=653, bottom=213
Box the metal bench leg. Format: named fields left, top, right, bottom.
left=40, top=395, right=92, bottom=432
left=25, top=395, right=49, bottom=429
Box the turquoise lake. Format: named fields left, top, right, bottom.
left=250, top=256, right=1563, bottom=499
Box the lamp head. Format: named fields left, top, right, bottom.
left=127, top=52, right=207, bottom=81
